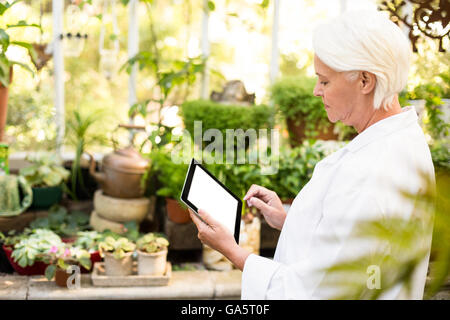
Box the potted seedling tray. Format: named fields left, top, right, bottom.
left=91, top=261, right=172, bottom=287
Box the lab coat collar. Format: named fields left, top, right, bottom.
left=317, top=106, right=418, bottom=166
left=344, top=105, right=418, bottom=154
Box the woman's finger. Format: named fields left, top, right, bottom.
left=248, top=196, right=273, bottom=214
left=189, top=209, right=205, bottom=230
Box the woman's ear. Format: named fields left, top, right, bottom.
left=360, top=71, right=376, bottom=94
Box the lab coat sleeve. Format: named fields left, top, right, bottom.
left=241, top=162, right=386, bottom=299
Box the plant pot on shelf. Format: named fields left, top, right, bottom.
left=137, top=249, right=167, bottom=276
left=165, top=198, right=191, bottom=224
left=286, top=117, right=338, bottom=147
left=30, top=185, right=63, bottom=210
left=2, top=245, right=49, bottom=276
left=54, top=267, right=74, bottom=287
left=89, top=210, right=125, bottom=234
left=103, top=251, right=133, bottom=276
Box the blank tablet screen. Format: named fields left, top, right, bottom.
left=186, top=165, right=239, bottom=236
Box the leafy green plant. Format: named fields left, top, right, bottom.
left=429, top=140, right=450, bottom=173
left=43, top=245, right=92, bottom=280
left=180, top=99, right=275, bottom=147
left=65, top=109, right=108, bottom=200
left=98, top=236, right=136, bottom=260
left=148, top=148, right=189, bottom=201
left=73, top=231, right=103, bottom=252
left=136, top=233, right=169, bottom=253
left=11, top=229, right=63, bottom=268
left=401, top=77, right=449, bottom=140
left=0, top=0, right=40, bottom=87
left=19, top=152, right=70, bottom=188
left=29, top=205, right=90, bottom=238
left=270, top=75, right=329, bottom=140
left=269, top=142, right=326, bottom=201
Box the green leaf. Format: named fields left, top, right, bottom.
left=0, top=29, right=10, bottom=50
left=45, top=265, right=57, bottom=280
left=207, top=0, right=215, bottom=11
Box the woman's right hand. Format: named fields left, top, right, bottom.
left=243, top=185, right=287, bottom=231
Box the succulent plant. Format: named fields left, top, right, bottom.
left=136, top=233, right=169, bottom=254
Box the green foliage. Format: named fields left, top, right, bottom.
left=0, top=0, right=40, bottom=87
left=429, top=140, right=450, bottom=173
left=180, top=99, right=275, bottom=142
left=19, top=152, right=70, bottom=188
left=136, top=233, right=169, bottom=253
left=73, top=231, right=103, bottom=252
left=11, top=229, right=63, bottom=268
left=65, top=109, right=109, bottom=200
left=269, top=141, right=326, bottom=201
left=148, top=148, right=189, bottom=201
left=401, top=76, right=450, bottom=139
left=98, top=236, right=136, bottom=260
left=29, top=205, right=90, bottom=238
left=43, top=246, right=92, bottom=280
left=270, top=75, right=329, bottom=139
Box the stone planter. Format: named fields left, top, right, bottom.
left=94, top=190, right=152, bottom=223
left=103, top=251, right=133, bottom=276
left=89, top=210, right=125, bottom=234
left=137, top=249, right=167, bottom=276
left=202, top=244, right=233, bottom=271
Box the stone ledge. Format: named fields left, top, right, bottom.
left=0, top=269, right=242, bottom=300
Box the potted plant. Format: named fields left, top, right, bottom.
left=136, top=233, right=169, bottom=276
left=19, top=153, right=70, bottom=209
left=43, top=245, right=92, bottom=287
left=65, top=110, right=107, bottom=201
left=7, top=229, right=63, bottom=275
left=73, top=230, right=104, bottom=272
left=98, top=236, right=136, bottom=276
left=0, top=0, right=39, bottom=142
left=148, top=149, right=191, bottom=224
left=271, top=75, right=338, bottom=147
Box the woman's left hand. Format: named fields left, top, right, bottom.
left=189, top=208, right=237, bottom=256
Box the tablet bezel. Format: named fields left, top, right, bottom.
left=180, top=158, right=242, bottom=243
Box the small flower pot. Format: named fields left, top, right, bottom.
left=54, top=267, right=73, bottom=288
left=165, top=198, right=191, bottom=224
left=103, top=251, right=133, bottom=276
left=2, top=245, right=49, bottom=276
left=30, top=185, right=63, bottom=210
left=137, top=249, right=167, bottom=276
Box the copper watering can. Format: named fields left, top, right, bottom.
left=87, top=124, right=149, bottom=199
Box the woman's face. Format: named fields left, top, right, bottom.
left=313, top=55, right=361, bottom=126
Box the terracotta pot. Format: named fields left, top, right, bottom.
left=287, top=117, right=338, bottom=147
left=54, top=267, right=73, bottom=287
left=137, top=249, right=167, bottom=276
left=88, top=146, right=149, bottom=199
left=165, top=198, right=191, bottom=224
left=0, top=67, right=12, bottom=143
left=103, top=251, right=133, bottom=276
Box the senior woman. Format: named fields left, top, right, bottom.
left=189, top=10, right=435, bottom=299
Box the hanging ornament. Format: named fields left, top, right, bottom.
left=63, top=0, right=89, bottom=57
left=99, top=0, right=120, bottom=79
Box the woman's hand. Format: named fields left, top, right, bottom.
left=244, top=184, right=287, bottom=230
left=189, top=208, right=250, bottom=271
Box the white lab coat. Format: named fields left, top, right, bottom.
left=241, top=106, right=435, bottom=300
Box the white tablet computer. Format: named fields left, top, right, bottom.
left=180, top=158, right=242, bottom=243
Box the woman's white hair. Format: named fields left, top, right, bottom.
left=313, top=10, right=411, bottom=111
